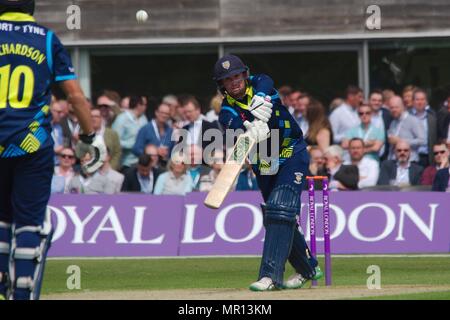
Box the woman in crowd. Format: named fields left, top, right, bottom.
left=153, top=154, right=193, bottom=195
left=305, top=98, right=333, bottom=152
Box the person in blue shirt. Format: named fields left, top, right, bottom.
left=0, top=0, right=105, bottom=300
left=214, top=55, right=322, bottom=291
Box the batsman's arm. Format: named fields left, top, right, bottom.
left=59, top=79, right=94, bottom=135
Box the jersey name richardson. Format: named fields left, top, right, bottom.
left=0, top=43, right=46, bottom=65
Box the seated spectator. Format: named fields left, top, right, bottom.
left=320, top=145, right=359, bottom=191
left=308, top=146, right=325, bottom=176
left=205, top=93, right=223, bottom=124
left=97, top=90, right=122, bottom=127
left=378, top=140, right=424, bottom=187
left=143, top=144, right=165, bottom=170
left=329, top=85, right=363, bottom=144
left=421, top=142, right=449, bottom=186
left=187, top=144, right=211, bottom=191
left=133, top=103, right=173, bottom=162
left=67, top=153, right=116, bottom=194
left=342, top=104, right=385, bottom=161
left=112, top=96, right=148, bottom=171
left=154, top=154, right=193, bottom=195
left=386, top=96, right=426, bottom=162
left=199, top=150, right=224, bottom=192
left=54, top=147, right=76, bottom=193
left=236, top=164, right=259, bottom=191
left=305, top=99, right=332, bottom=152
left=100, top=149, right=124, bottom=193
left=436, top=93, right=450, bottom=148
left=91, top=107, right=122, bottom=171
left=345, top=138, right=379, bottom=189
left=411, top=88, right=437, bottom=168
left=121, top=154, right=162, bottom=194
left=432, top=167, right=450, bottom=192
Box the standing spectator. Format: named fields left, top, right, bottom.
left=320, top=145, right=359, bottom=191
left=402, top=85, right=417, bottom=112
left=91, top=107, right=122, bottom=171
left=144, top=144, right=163, bottom=170
left=133, top=103, right=173, bottom=161
left=205, top=93, right=223, bottom=124
left=386, top=96, right=426, bottom=162
left=121, top=154, right=162, bottom=194
left=154, top=154, right=193, bottom=195
left=329, top=85, right=363, bottom=144
left=411, top=89, right=437, bottom=167
left=378, top=140, right=424, bottom=187
left=50, top=100, right=70, bottom=164
left=382, top=89, right=395, bottom=108
left=437, top=93, right=450, bottom=143
left=305, top=99, right=332, bottom=152
left=162, top=94, right=185, bottom=129
left=97, top=90, right=122, bottom=127
left=53, top=147, right=76, bottom=193
left=329, top=98, right=344, bottom=113
left=342, top=104, right=385, bottom=161
left=369, top=90, right=392, bottom=160
left=112, top=96, right=148, bottom=171
left=292, top=91, right=309, bottom=136
left=180, top=96, right=218, bottom=151
left=67, top=153, right=115, bottom=194
left=100, top=149, right=124, bottom=193
left=345, top=138, right=379, bottom=189
left=421, top=143, right=449, bottom=186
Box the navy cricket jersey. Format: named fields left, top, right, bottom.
left=218, top=74, right=304, bottom=172
left=0, top=12, right=76, bottom=158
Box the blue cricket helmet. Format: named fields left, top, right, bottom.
left=213, top=54, right=249, bottom=82
left=0, top=0, right=35, bottom=14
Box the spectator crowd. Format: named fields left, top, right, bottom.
left=50, top=84, right=450, bottom=195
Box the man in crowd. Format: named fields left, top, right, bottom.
left=112, top=96, right=148, bottom=171
left=97, top=90, right=122, bottom=127
left=421, top=142, right=449, bottom=186
left=369, top=89, right=392, bottom=160
left=121, top=154, right=162, bottom=194
left=386, top=96, right=426, bottom=162
left=345, top=138, right=379, bottom=189
left=100, top=148, right=124, bottom=193
left=402, top=85, right=416, bottom=112
left=329, top=85, right=363, bottom=144
left=342, top=104, right=385, bottom=162
left=291, top=91, right=310, bottom=136
left=91, top=107, right=122, bottom=171
left=378, top=140, right=424, bottom=187
left=411, top=89, right=437, bottom=168
left=133, top=102, right=173, bottom=162
left=320, top=145, right=359, bottom=191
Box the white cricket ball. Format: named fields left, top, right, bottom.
left=136, top=10, right=149, bottom=23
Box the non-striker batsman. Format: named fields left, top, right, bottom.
left=213, top=54, right=323, bottom=291
left=0, top=0, right=106, bottom=300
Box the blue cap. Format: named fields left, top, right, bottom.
left=213, top=54, right=249, bottom=82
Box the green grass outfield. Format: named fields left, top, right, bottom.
left=42, top=255, right=450, bottom=299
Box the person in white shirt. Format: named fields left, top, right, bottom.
left=291, top=91, right=310, bottom=136
left=329, top=85, right=363, bottom=144
left=100, top=149, right=124, bottom=193
left=345, top=138, right=379, bottom=189
left=154, top=154, right=193, bottom=195
left=53, top=147, right=76, bottom=193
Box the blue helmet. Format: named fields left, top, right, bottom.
left=213, top=54, right=249, bottom=82
left=0, top=0, right=35, bottom=14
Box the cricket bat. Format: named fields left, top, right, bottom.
left=204, top=132, right=256, bottom=209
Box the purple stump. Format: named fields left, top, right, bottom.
left=322, top=178, right=332, bottom=286
left=307, top=178, right=317, bottom=287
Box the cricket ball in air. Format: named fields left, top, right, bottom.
left=136, top=10, right=149, bottom=23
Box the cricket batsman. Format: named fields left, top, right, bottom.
left=213, top=55, right=322, bottom=291
left=0, top=0, right=106, bottom=299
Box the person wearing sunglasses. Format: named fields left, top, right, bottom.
left=342, top=104, right=385, bottom=162
left=421, top=143, right=449, bottom=186
left=378, top=140, right=424, bottom=187
left=53, top=147, right=77, bottom=193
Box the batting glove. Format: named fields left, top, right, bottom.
left=77, top=133, right=107, bottom=174
left=243, top=120, right=270, bottom=143
left=249, top=95, right=273, bottom=123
